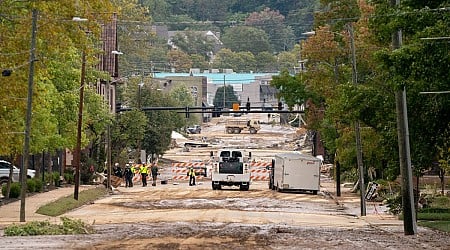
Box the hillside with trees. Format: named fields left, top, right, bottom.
left=120, top=0, right=318, bottom=74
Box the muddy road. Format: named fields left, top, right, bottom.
left=1, top=120, right=449, bottom=249
left=1, top=180, right=449, bottom=249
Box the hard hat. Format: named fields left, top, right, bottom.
left=115, top=163, right=119, bottom=166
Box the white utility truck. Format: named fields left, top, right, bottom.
left=269, top=152, right=321, bottom=194
left=210, top=148, right=252, bottom=191
left=225, top=119, right=260, bottom=134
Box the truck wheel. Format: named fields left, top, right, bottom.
left=234, top=128, right=241, bottom=134
left=312, top=190, right=318, bottom=195
left=249, top=128, right=256, bottom=134
left=226, top=128, right=233, bottom=134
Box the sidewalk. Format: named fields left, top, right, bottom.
left=320, top=179, right=403, bottom=227
left=0, top=185, right=95, bottom=228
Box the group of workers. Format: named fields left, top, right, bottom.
left=112, top=162, right=197, bottom=187
left=113, top=162, right=159, bottom=187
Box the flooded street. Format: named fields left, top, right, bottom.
left=1, top=180, right=449, bottom=249
left=1, top=119, right=449, bottom=249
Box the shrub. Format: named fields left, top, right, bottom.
left=385, top=193, right=402, bottom=215
left=44, top=173, right=54, bottom=186
left=4, top=217, right=95, bottom=236
left=431, top=196, right=450, bottom=208
left=64, top=172, right=74, bottom=184
left=53, top=172, right=61, bottom=187
left=1, top=182, right=21, bottom=198
left=33, top=178, right=43, bottom=192
left=26, top=178, right=36, bottom=193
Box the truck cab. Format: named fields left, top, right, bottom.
left=210, top=149, right=251, bottom=191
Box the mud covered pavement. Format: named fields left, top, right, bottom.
left=1, top=180, right=449, bottom=249
left=1, top=121, right=449, bottom=249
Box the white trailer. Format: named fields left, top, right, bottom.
left=269, top=152, right=321, bottom=194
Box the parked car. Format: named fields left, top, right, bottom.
left=0, top=160, right=36, bottom=186
left=186, top=125, right=201, bottom=134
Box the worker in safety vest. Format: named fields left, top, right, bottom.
left=140, top=163, right=149, bottom=187
left=188, top=167, right=196, bottom=186
left=130, top=164, right=136, bottom=176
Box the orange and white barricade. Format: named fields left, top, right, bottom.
left=171, top=162, right=208, bottom=181
left=250, top=161, right=271, bottom=181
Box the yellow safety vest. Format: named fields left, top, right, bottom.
left=188, top=168, right=196, bottom=177
left=140, top=165, right=148, bottom=174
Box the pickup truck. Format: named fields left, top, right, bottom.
left=0, top=160, right=36, bottom=186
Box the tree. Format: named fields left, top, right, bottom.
left=167, top=49, right=193, bottom=73
left=211, top=48, right=235, bottom=70
left=370, top=0, right=450, bottom=180
left=221, top=26, right=271, bottom=55
left=245, top=8, right=296, bottom=53
left=0, top=0, right=115, bottom=159
left=213, top=85, right=239, bottom=109
left=270, top=69, right=308, bottom=110
left=255, top=51, right=277, bottom=72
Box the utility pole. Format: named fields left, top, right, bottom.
left=347, top=23, right=366, bottom=216
left=20, top=8, right=38, bottom=222
left=223, top=75, right=226, bottom=108
left=106, top=79, right=111, bottom=192
left=74, top=50, right=87, bottom=200
left=391, top=0, right=417, bottom=235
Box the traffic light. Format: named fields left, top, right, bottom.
left=185, top=106, right=190, bottom=118
left=115, top=102, right=122, bottom=113
left=246, top=101, right=250, bottom=111
left=278, top=101, right=283, bottom=111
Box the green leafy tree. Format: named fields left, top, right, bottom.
left=211, top=48, right=235, bottom=70
left=213, top=85, right=239, bottom=109
left=245, top=8, right=296, bottom=53
left=221, top=26, right=271, bottom=55
left=370, top=0, right=450, bottom=180
left=167, top=49, right=193, bottom=73
left=170, top=31, right=216, bottom=57
left=255, top=51, right=277, bottom=72
left=270, top=69, right=308, bottom=110
left=190, top=54, right=209, bottom=70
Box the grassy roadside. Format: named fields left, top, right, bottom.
left=36, top=186, right=108, bottom=216
left=417, top=212, right=450, bottom=233
left=418, top=220, right=450, bottom=232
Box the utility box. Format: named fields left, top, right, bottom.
left=269, top=152, right=321, bottom=194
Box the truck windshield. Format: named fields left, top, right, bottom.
left=219, top=162, right=243, bottom=174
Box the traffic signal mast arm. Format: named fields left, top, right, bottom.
left=116, top=105, right=304, bottom=114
